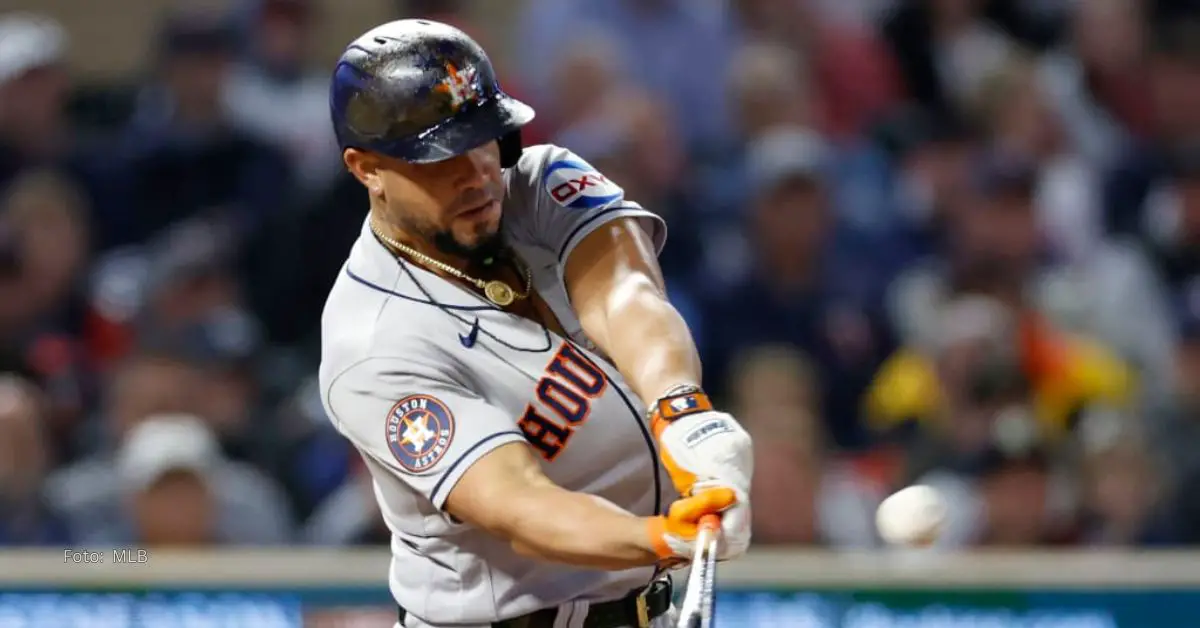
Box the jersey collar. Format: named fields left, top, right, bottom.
left=345, top=218, right=557, bottom=353
left=345, top=217, right=501, bottom=312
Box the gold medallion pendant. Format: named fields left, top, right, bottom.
left=484, top=280, right=516, bottom=306
left=369, top=217, right=531, bottom=307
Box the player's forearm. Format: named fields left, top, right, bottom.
left=581, top=273, right=702, bottom=403
left=502, top=486, right=659, bottom=570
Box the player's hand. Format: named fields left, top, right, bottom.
left=647, top=387, right=753, bottom=560
left=645, top=488, right=746, bottom=565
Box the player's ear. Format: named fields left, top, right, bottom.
left=343, top=148, right=383, bottom=196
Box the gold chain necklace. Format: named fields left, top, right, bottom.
left=369, top=218, right=532, bottom=307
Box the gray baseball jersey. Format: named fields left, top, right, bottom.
left=319, top=144, right=678, bottom=627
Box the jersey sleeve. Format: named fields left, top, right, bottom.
left=324, top=356, right=527, bottom=509
left=508, top=144, right=667, bottom=265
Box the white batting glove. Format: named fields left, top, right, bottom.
left=648, top=386, right=753, bottom=560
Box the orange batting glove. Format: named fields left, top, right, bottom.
left=646, top=385, right=753, bottom=562
left=645, top=487, right=737, bottom=566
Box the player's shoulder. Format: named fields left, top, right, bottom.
left=506, top=144, right=564, bottom=197
left=510, top=143, right=567, bottom=176
left=320, top=277, right=459, bottom=387
left=505, top=143, right=626, bottom=212
left=318, top=327, right=457, bottom=411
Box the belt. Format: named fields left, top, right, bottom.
left=496, top=579, right=672, bottom=628
left=398, top=579, right=672, bottom=628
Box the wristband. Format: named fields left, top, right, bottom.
left=647, top=384, right=713, bottom=427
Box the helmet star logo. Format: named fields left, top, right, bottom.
left=434, top=62, right=477, bottom=111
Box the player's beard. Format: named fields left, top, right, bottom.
left=392, top=193, right=505, bottom=266
left=431, top=225, right=505, bottom=265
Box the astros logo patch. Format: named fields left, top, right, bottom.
left=543, top=158, right=623, bottom=209
left=385, top=394, right=455, bottom=473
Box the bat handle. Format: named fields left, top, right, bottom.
left=676, top=515, right=723, bottom=628
left=691, top=514, right=721, bottom=565
left=696, top=514, right=721, bottom=628
left=694, top=514, right=721, bottom=559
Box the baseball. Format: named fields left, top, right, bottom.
left=875, top=484, right=947, bottom=547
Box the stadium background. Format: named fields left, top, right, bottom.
left=4, top=0, right=1200, bottom=626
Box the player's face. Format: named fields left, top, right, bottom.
left=367, top=141, right=506, bottom=262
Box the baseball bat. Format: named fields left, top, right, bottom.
left=676, top=514, right=721, bottom=628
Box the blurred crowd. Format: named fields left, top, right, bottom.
left=4, top=0, right=1200, bottom=552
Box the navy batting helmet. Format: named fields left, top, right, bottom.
left=329, top=19, right=534, bottom=167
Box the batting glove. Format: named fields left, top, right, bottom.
left=647, top=385, right=753, bottom=560
left=646, top=487, right=739, bottom=565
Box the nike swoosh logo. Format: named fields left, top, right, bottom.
left=459, top=319, right=480, bottom=348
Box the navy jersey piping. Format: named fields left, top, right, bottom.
left=555, top=205, right=640, bottom=261
left=430, top=430, right=525, bottom=505
left=566, top=339, right=663, bottom=517
left=349, top=251, right=555, bottom=353
left=606, top=381, right=664, bottom=517
left=346, top=266, right=498, bottom=311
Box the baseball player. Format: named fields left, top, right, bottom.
left=318, top=19, right=753, bottom=628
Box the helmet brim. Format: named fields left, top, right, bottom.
left=386, top=93, right=535, bottom=164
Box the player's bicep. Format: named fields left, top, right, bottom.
left=441, top=439, right=556, bottom=534
left=565, top=217, right=667, bottom=313
left=327, top=362, right=526, bottom=509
